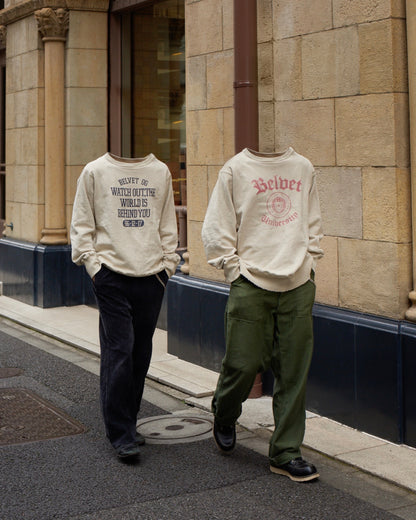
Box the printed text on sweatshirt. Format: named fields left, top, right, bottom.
left=70, top=153, right=180, bottom=279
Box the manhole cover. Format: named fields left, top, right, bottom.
left=0, top=388, right=86, bottom=446
left=0, top=368, right=24, bottom=379
left=136, top=414, right=213, bottom=444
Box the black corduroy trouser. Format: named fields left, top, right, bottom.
left=93, top=265, right=167, bottom=449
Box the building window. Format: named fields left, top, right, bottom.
left=110, top=0, right=186, bottom=249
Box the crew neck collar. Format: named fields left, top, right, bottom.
left=104, top=152, right=155, bottom=168
left=243, top=147, right=294, bottom=162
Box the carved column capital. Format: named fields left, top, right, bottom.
left=35, top=7, right=69, bottom=41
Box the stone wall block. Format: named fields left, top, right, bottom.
left=186, top=0, right=223, bottom=57
left=316, top=167, right=362, bottom=238
left=67, top=11, right=107, bottom=49
left=13, top=164, right=27, bottom=203
left=392, top=19, right=408, bottom=92
left=222, top=0, right=233, bottom=50
left=20, top=50, right=43, bottom=90
left=20, top=126, right=44, bottom=166
left=187, top=109, right=224, bottom=165
left=6, top=15, right=39, bottom=57
left=13, top=165, right=43, bottom=204
left=5, top=201, right=20, bottom=239
left=259, top=101, right=275, bottom=152
left=66, top=87, right=107, bottom=127
left=207, top=50, right=233, bottom=108
left=274, top=37, right=302, bottom=101
left=5, top=200, right=44, bottom=244
left=6, top=128, right=16, bottom=166
left=394, top=93, right=410, bottom=168
left=66, top=165, right=83, bottom=205
left=223, top=107, right=235, bottom=161
left=187, top=165, right=208, bottom=221
left=5, top=164, right=14, bottom=203
left=66, top=49, right=107, bottom=88
left=363, top=167, right=411, bottom=242
left=359, top=19, right=407, bottom=95
left=20, top=202, right=44, bottom=243
left=275, top=99, right=335, bottom=166
left=186, top=55, right=207, bottom=111
left=12, top=88, right=43, bottom=128
left=258, top=41, right=273, bottom=102
left=66, top=165, right=82, bottom=235
left=336, top=94, right=397, bottom=166
left=333, top=0, right=396, bottom=27
left=6, top=55, right=22, bottom=93
left=315, top=235, right=339, bottom=306
left=302, top=26, right=359, bottom=99
left=393, top=0, right=406, bottom=18
left=258, top=0, right=272, bottom=43
left=66, top=126, right=107, bottom=166
left=5, top=93, right=14, bottom=129
left=27, top=165, right=44, bottom=204
left=273, top=0, right=332, bottom=39
left=338, top=238, right=412, bottom=319
left=188, top=219, right=225, bottom=282
left=207, top=164, right=222, bottom=197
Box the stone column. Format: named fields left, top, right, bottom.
left=406, top=0, right=416, bottom=321
left=35, top=8, right=69, bottom=245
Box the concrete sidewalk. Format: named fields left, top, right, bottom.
left=0, top=294, right=415, bottom=496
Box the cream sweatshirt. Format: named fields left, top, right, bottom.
left=70, top=153, right=180, bottom=279
left=201, top=148, right=324, bottom=292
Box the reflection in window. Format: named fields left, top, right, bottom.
left=131, top=1, right=185, bottom=207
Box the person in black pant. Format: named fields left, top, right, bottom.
left=93, top=266, right=168, bottom=458
left=71, top=152, right=179, bottom=460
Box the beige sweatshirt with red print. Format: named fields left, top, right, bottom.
left=201, top=148, right=324, bottom=292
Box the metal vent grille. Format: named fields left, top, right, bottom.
left=0, top=388, right=86, bottom=446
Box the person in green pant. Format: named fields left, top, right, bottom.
left=202, top=147, right=324, bottom=482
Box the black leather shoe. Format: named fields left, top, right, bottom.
left=116, top=443, right=141, bottom=460
left=135, top=431, right=145, bottom=446
left=270, top=457, right=319, bottom=482
left=213, top=419, right=236, bottom=454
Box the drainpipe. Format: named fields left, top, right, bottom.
left=234, top=0, right=259, bottom=153
left=405, top=0, right=416, bottom=321
left=234, top=0, right=262, bottom=397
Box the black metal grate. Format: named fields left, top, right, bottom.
left=0, top=388, right=86, bottom=446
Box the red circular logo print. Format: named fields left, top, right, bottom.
left=267, top=192, right=291, bottom=219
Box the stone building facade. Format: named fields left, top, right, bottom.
left=0, top=0, right=415, bottom=448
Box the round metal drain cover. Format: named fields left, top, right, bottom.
left=136, top=415, right=213, bottom=444
left=0, top=367, right=24, bottom=379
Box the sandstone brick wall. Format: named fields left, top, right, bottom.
left=3, top=3, right=108, bottom=242
left=5, top=13, right=44, bottom=242
left=185, top=0, right=234, bottom=281
left=64, top=9, right=108, bottom=234
left=186, top=0, right=412, bottom=319
left=2, top=0, right=412, bottom=318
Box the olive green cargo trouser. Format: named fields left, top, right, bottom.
left=211, top=274, right=316, bottom=466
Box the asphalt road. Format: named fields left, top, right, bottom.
left=0, top=319, right=412, bottom=520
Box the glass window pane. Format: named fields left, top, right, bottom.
left=131, top=0, right=185, bottom=206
